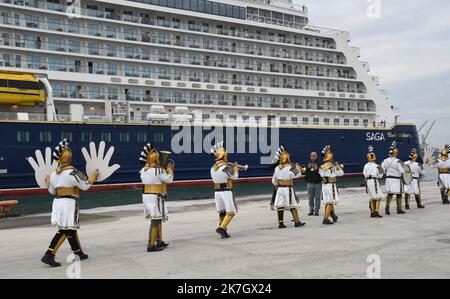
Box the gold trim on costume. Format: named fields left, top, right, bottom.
left=439, top=168, right=450, bottom=174
left=56, top=187, right=80, bottom=198
left=144, top=184, right=164, bottom=194
left=277, top=179, right=293, bottom=186
left=322, top=177, right=337, bottom=184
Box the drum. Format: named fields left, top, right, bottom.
left=402, top=165, right=413, bottom=185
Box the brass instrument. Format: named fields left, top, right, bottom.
left=160, top=150, right=175, bottom=169
left=228, top=162, right=249, bottom=171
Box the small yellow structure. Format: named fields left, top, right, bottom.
left=0, top=71, right=45, bottom=106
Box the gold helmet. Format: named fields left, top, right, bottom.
left=409, top=148, right=419, bottom=162
left=440, top=144, right=450, bottom=160
left=367, top=145, right=376, bottom=162
left=139, top=143, right=160, bottom=168
left=273, top=146, right=291, bottom=166
left=321, top=145, right=334, bottom=162
left=211, top=141, right=228, bottom=162
left=389, top=141, right=399, bottom=157
left=53, top=139, right=72, bottom=166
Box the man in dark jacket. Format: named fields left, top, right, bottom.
left=305, top=152, right=322, bottom=216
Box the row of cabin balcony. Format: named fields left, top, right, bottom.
left=0, top=13, right=341, bottom=66
left=43, top=85, right=374, bottom=113
left=2, top=0, right=311, bottom=32
left=0, top=0, right=336, bottom=51
left=0, top=55, right=365, bottom=94
left=0, top=34, right=355, bottom=80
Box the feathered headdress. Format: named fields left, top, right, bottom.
left=272, top=146, right=285, bottom=164
left=409, top=148, right=418, bottom=160
left=440, top=144, right=450, bottom=158
left=139, top=143, right=153, bottom=165
left=52, top=138, right=70, bottom=162
left=322, top=145, right=334, bottom=162
left=210, top=141, right=227, bottom=161
left=367, top=145, right=376, bottom=162
left=389, top=141, right=398, bottom=156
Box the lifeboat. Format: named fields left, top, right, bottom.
left=0, top=71, right=45, bottom=106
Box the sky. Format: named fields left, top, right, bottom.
left=296, top=0, right=450, bottom=146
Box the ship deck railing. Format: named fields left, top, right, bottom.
left=0, top=0, right=346, bottom=41
left=0, top=112, right=394, bottom=130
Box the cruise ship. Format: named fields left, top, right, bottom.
left=0, top=0, right=420, bottom=192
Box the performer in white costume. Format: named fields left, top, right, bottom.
left=427, top=144, right=450, bottom=205
left=139, top=143, right=174, bottom=252
left=404, top=149, right=425, bottom=209
left=363, top=146, right=384, bottom=218
left=210, top=142, right=240, bottom=239
left=319, top=146, right=344, bottom=225
left=41, top=139, right=99, bottom=267
left=381, top=142, right=406, bottom=215
left=270, top=146, right=306, bottom=229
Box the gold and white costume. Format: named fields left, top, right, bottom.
left=40, top=139, right=98, bottom=267
left=381, top=157, right=405, bottom=195
left=429, top=145, right=450, bottom=204
left=270, top=146, right=305, bottom=228
left=210, top=142, right=240, bottom=239
left=49, top=168, right=91, bottom=230
left=381, top=142, right=406, bottom=215
left=139, top=143, right=174, bottom=252
left=211, top=161, right=239, bottom=214
left=272, top=164, right=303, bottom=209
left=319, top=164, right=344, bottom=205
left=431, top=159, right=450, bottom=189
left=404, top=161, right=424, bottom=195
left=141, top=167, right=173, bottom=221
left=363, top=162, right=384, bottom=200
left=320, top=145, right=344, bottom=225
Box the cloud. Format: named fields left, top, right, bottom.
left=297, top=0, right=450, bottom=145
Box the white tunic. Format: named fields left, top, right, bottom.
left=211, top=162, right=239, bottom=213
left=404, top=161, right=424, bottom=195
left=272, top=164, right=303, bottom=209
left=363, top=162, right=384, bottom=200
left=48, top=168, right=91, bottom=230
left=381, top=157, right=405, bottom=194
left=431, top=159, right=450, bottom=189
left=319, top=163, right=344, bottom=204
left=140, top=167, right=173, bottom=221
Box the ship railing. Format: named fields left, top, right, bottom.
left=0, top=112, right=395, bottom=129
left=0, top=15, right=341, bottom=59
left=241, top=0, right=308, bottom=13
left=1, top=59, right=365, bottom=95
left=0, top=1, right=342, bottom=51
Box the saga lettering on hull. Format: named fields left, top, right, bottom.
left=366, top=132, right=386, bottom=142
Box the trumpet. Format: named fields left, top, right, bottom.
left=228, top=162, right=249, bottom=171
left=160, top=150, right=175, bottom=169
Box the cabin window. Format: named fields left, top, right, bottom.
left=313, top=118, right=320, bottom=125
left=17, top=131, right=30, bottom=143
left=101, top=132, right=111, bottom=143
left=39, top=131, right=52, bottom=142
left=81, top=132, right=93, bottom=142
left=137, top=132, right=147, bottom=143
left=344, top=119, right=350, bottom=126
left=119, top=132, right=130, bottom=143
